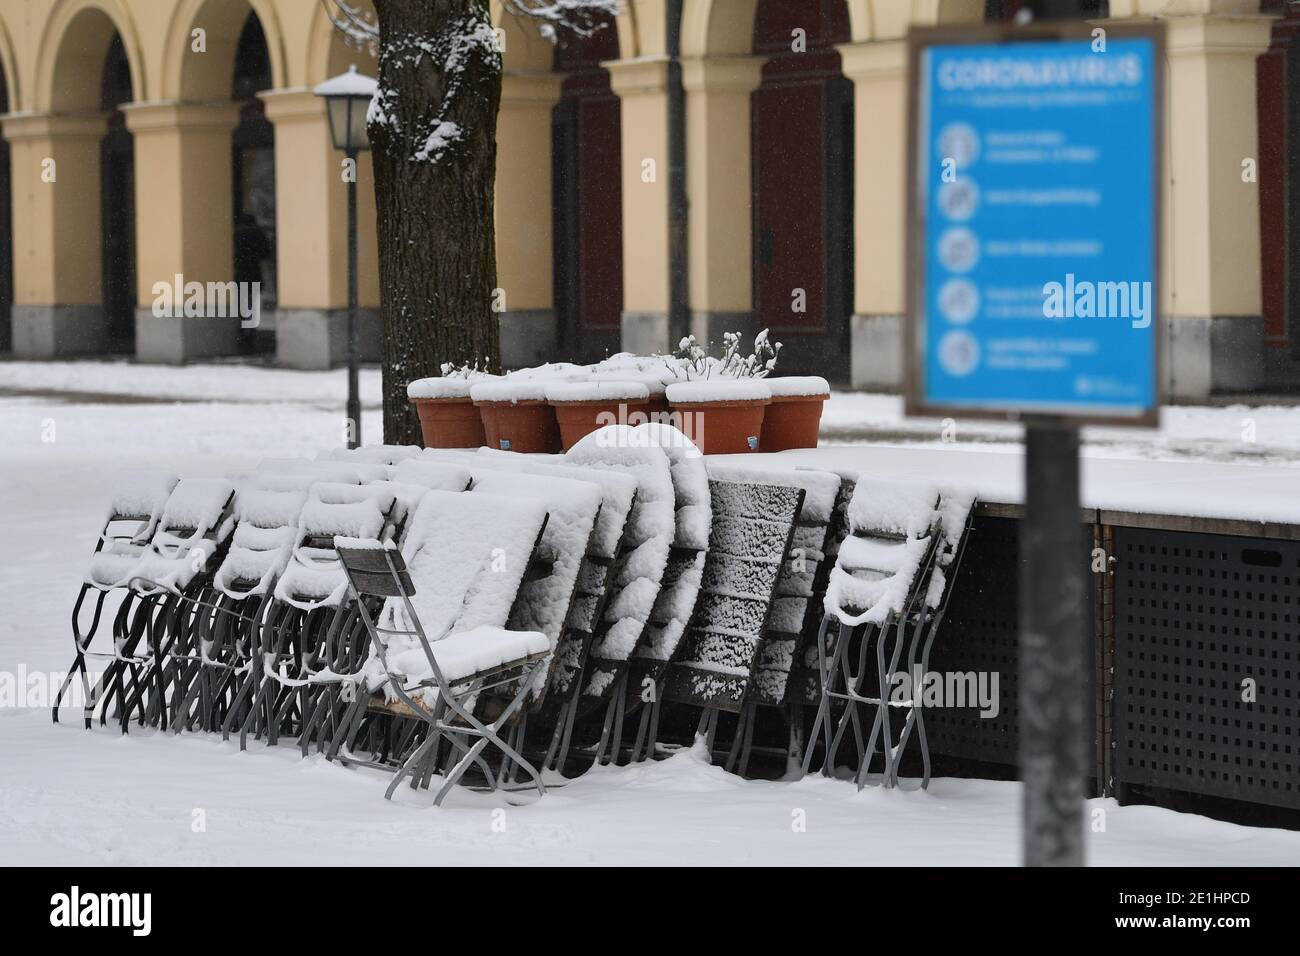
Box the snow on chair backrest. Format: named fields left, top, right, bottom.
left=470, top=471, right=603, bottom=700
left=565, top=425, right=676, bottom=700
left=924, top=487, right=978, bottom=613
left=128, top=478, right=238, bottom=595
left=273, top=483, right=394, bottom=610
left=84, top=470, right=180, bottom=591
left=391, top=458, right=472, bottom=492
left=256, top=457, right=387, bottom=484
left=365, top=490, right=549, bottom=690
left=661, top=478, right=806, bottom=712
left=626, top=423, right=712, bottom=687
left=474, top=448, right=639, bottom=698
left=705, top=461, right=843, bottom=707
left=321, top=444, right=421, bottom=466
left=212, top=486, right=309, bottom=598
left=824, top=478, right=941, bottom=628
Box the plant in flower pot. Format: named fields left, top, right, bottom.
left=760, top=376, right=830, bottom=451
left=406, top=363, right=496, bottom=449
left=663, top=331, right=782, bottom=454
left=545, top=380, right=653, bottom=451
left=470, top=378, right=562, bottom=453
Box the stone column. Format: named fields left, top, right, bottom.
left=495, top=72, right=564, bottom=368
left=837, top=38, right=908, bottom=390
left=607, top=56, right=673, bottom=354
left=259, top=89, right=382, bottom=370
left=681, top=55, right=764, bottom=346
left=123, top=101, right=244, bottom=364
left=3, top=114, right=109, bottom=357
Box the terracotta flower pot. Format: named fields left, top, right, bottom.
left=665, top=380, right=772, bottom=455
left=407, top=375, right=497, bottom=448
left=760, top=376, right=831, bottom=451
left=470, top=380, right=561, bottom=453
left=546, top=380, right=653, bottom=451
left=412, top=397, right=486, bottom=449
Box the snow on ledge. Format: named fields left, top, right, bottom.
left=545, top=380, right=651, bottom=403
left=470, top=380, right=549, bottom=403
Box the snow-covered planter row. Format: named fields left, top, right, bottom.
left=405, top=331, right=830, bottom=454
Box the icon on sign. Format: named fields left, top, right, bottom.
left=937, top=178, right=980, bottom=222
left=937, top=227, right=980, bottom=274
left=938, top=330, right=980, bottom=377
left=937, top=122, right=980, bottom=168
left=938, top=278, right=979, bottom=324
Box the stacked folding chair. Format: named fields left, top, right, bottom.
left=802, top=478, right=957, bottom=789
left=329, top=488, right=552, bottom=803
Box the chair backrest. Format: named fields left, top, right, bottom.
left=213, top=486, right=308, bottom=598
left=128, top=478, right=238, bottom=594
left=322, top=444, right=421, bottom=466
left=823, top=477, right=941, bottom=627
left=565, top=425, right=676, bottom=697
left=926, top=487, right=978, bottom=612
left=391, top=489, right=549, bottom=638
left=470, top=471, right=603, bottom=700
left=84, top=470, right=180, bottom=590
left=273, top=484, right=394, bottom=609
left=661, top=478, right=806, bottom=713
left=391, top=459, right=472, bottom=492
left=257, top=457, right=387, bottom=484
left=706, top=462, right=843, bottom=707
left=335, top=539, right=416, bottom=599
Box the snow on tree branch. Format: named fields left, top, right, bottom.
left=500, top=0, right=621, bottom=41
left=320, top=1, right=379, bottom=55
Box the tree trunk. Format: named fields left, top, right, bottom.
left=370, top=0, right=502, bottom=444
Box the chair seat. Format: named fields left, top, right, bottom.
left=405, top=625, right=552, bottom=686
left=85, top=551, right=141, bottom=589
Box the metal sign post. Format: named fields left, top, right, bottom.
left=905, top=18, right=1164, bottom=866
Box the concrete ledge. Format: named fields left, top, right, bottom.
left=621, top=310, right=670, bottom=356
left=12, top=305, right=111, bottom=358
left=498, top=309, right=557, bottom=370
left=850, top=313, right=904, bottom=390
left=689, top=310, right=755, bottom=348
left=1164, top=314, right=1264, bottom=401
left=134, top=309, right=243, bottom=364
left=274, top=308, right=382, bottom=370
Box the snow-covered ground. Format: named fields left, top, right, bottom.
left=3, top=360, right=1300, bottom=866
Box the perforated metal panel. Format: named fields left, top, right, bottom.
left=1113, top=528, right=1300, bottom=810
left=925, top=516, right=1021, bottom=765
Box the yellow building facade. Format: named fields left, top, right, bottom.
left=0, top=0, right=1291, bottom=399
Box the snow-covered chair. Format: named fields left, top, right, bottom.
left=471, top=447, right=640, bottom=775
left=106, top=478, right=238, bottom=733
left=321, top=444, right=422, bottom=466
left=801, top=478, right=944, bottom=789
left=328, top=490, right=552, bottom=803
left=615, top=423, right=711, bottom=763
left=563, top=426, right=676, bottom=759
left=698, top=461, right=843, bottom=774
left=656, top=477, right=806, bottom=767
left=56, top=470, right=178, bottom=726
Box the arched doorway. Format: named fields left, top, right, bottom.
left=553, top=14, right=623, bottom=363
left=101, top=33, right=134, bottom=352
left=232, top=11, right=276, bottom=353
left=751, top=0, right=852, bottom=378
left=0, top=66, right=11, bottom=353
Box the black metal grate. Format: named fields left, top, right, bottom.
left=925, top=516, right=1022, bottom=766
left=1113, top=528, right=1300, bottom=811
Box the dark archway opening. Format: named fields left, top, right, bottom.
left=751, top=0, right=852, bottom=379
left=553, top=15, right=623, bottom=363
left=1259, top=2, right=1300, bottom=385
left=100, top=33, right=135, bottom=353
left=232, top=12, right=276, bottom=353
left=0, top=67, right=11, bottom=353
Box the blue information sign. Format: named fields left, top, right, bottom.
left=909, top=29, right=1162, bottom=423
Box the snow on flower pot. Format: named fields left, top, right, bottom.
left=545, top=380, right=653, bottom=451
left=760, top=376, right=830, bottom=451
left=407, top=376, right=494, bottom=449
left=665, top=379, right=772, bottom=455
left=470, top=380, right=562, bottom=454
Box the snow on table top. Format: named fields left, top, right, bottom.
left=664, top=380, right=772, bottom=404
left=470, top=380, right=550, bottom=403
left=545, top=380, right=651, bottom=403
left=765, top=376, right=831, bottom=398
left=407, top=374, right=497, bottom=400
left=775, top=445, right=1300, bottom=528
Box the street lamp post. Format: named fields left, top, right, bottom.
left=314, top=65, right=377, bottom=450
